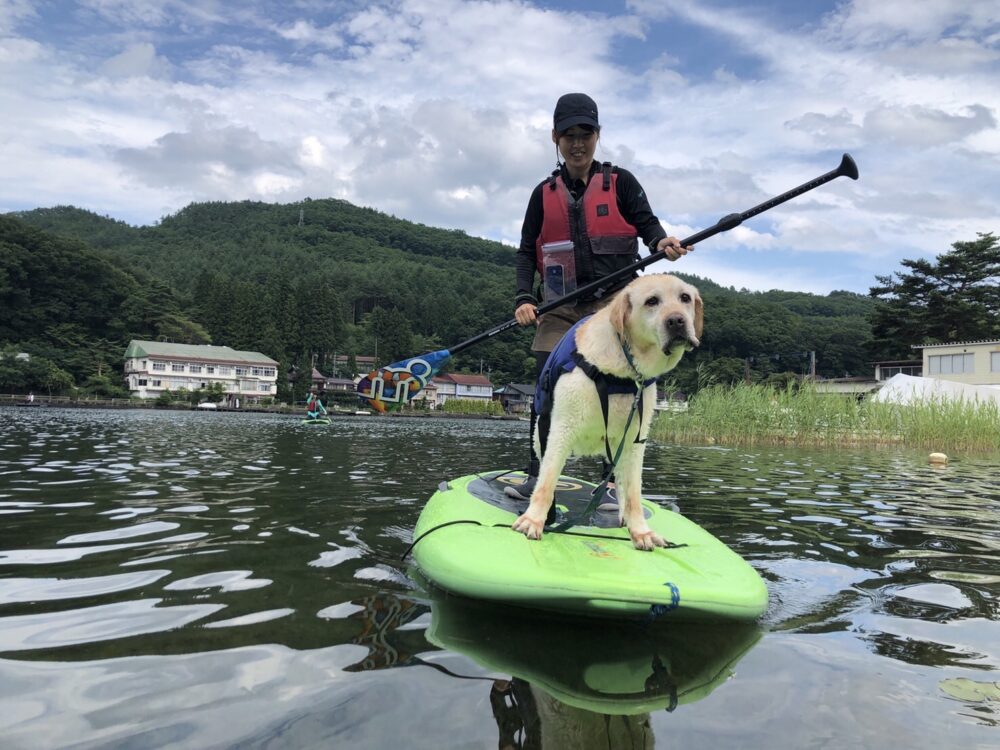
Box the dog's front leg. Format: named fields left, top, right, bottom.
left=617, top=447, right=667, bottom=551
left=512, top=440, right=571, bottom=541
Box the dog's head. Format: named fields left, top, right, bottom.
left=609, top=274, right=703, bottom=355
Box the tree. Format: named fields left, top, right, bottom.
left=364, top=307, right=414, bottom=365
left=869, top=233, right=999, bottom=359
left=0, top=349, right=75, bottom=394
left=700, top=356, right=747, bottom=387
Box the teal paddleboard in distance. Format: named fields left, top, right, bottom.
left=412, top=471, right=769, bottom=621
left=301, top=417, right=331, bottom=425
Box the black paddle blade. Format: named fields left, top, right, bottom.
left=356, top=349, right=452, bottom=413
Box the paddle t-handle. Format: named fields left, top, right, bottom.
left=358, top=153, right=859, bottom=411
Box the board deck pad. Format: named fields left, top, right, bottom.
left=466, top=471, right=650, bottom=528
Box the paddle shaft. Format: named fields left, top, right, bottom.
left=447, top=153, right=858, bottom=356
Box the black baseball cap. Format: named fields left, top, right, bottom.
left=553, top=93, right=599, bottom=132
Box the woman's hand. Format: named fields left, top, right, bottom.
left=515, top=303, right=538, bottom=326
left=656, top=236, right=694, bottom=261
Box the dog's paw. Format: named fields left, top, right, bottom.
left=512, top=513, right=545, bottom=540
left=629, top=528, right=667, bottom=551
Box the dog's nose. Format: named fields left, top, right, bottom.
left=665, top=314, right=687, bottom=334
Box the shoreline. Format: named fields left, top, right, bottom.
left=1, top=395, right=523, bottom=421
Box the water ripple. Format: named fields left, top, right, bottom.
left=0, top=599, right=225, bottom=651
left=0, top=407, right=997, bottom=748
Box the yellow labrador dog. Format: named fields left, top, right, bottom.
left=512, top=274, right=703, bottom=550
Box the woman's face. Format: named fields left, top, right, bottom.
left=552, top=126, right=598, bottom=175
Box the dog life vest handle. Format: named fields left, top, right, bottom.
left=446, top=154, right=859, bottom=358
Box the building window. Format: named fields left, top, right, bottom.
left=879, top=365, right=922, bottom=380
left=152, top=362, right=166, bottom=371
left=137, top=378, right=148, bottom=386
left=217, top=366, right=231, bottom=375
left=151, top=379, right=162, bottom=387
left=992, top=352, right=1000, bottom=372
left=190, top=364, right=202, bottom=374
left=928, top=353, right=975, bottom=375
left=258, top=383, right=272, bottom=392
left=206, top=366, right=215, bottom=374
left=171, top=363, right=185, bottom=372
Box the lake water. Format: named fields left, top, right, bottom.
left=0, top=407, right=997, bottom=749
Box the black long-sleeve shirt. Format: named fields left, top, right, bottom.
left=515, top=161, right=668, bottom=308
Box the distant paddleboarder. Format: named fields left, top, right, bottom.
left=306, top=390, right=327, bottom=420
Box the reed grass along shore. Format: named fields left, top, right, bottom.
left=651, top=383, right=1000, bottom=453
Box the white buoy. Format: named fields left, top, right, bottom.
left=928, top=452, right=948, bottom=465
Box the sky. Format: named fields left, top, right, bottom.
left=1, top=0, right=997, bottom=295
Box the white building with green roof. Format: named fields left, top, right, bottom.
left=124, top=341, right=279, bottom=403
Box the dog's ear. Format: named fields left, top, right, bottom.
left=693, top=291, right=704, bottom=339
left=610, top=289, right=632, bottom=335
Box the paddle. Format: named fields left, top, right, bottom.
left=358, top=153, right=859, bottom=412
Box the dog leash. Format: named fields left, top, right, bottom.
left=399, top=517, right=685, bottom=560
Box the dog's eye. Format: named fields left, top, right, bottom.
left=644, top=295, right=660, bottom=307
left=680, top=293, right=692, bottom=303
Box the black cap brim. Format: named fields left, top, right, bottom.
left=554, top=114, right=599, bottom=132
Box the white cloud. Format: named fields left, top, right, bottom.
left=785, top=109, right=864, bottom=145
left=274, top=19, right=343, bottom=49
left=823, top=0, right=999, bottom=45
left=114, top=125, right=302, bottom=195
left=79, top=0, right=172, bottom=26
left=0, top=0, right=997, bottom=294
left=78, top=0, right=227, bottom=27
left=298, top=135, right=325, bottom=167
left=100, top=42, right=173, bottom=79
left=880, top=37, right=999, bottom=73
left=0, top=0, right=35, bottom=26
left=862, top=104, right=996, bottom=148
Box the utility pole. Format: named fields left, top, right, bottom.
left=298, top=208, right=304, bottom=227
left=809, top=351, right=816, bottom=378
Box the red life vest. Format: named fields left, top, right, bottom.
left=535, top=163, right=638, bottom=273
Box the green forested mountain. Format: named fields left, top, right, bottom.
left=7, top=200, right=878, bottom=397
left=675, top=280, right=875, bottom=388
left=0, top=215, right=208, bottom=395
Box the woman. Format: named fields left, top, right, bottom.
left=306, top=390, right=327, bottom=420
left=506, top=92, right=692, bottom=504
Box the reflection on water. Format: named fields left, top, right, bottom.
left=0, top=407, right=997, bottom=748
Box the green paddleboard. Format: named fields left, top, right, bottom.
left=412, top=471, right=768, bottom=621
left=301, top=417, right=331, bottom=425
